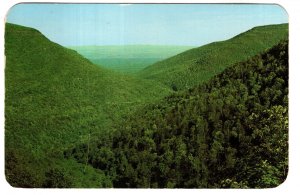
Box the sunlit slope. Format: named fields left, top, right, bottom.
left=5, top=23, right=170, bottom=187
left=139, top=23, right=288, bottom=90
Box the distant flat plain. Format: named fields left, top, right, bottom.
left=69, top=45, right=194, bottom=73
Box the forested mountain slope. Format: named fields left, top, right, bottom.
left=5, top=23, right=170, bottom=187
left=5, top=23, right=288, bottom=188
left=69, top=40, right=288, bottom=188
left=139, top=24, right=288, bottom=91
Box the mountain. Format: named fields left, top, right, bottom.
left=69, top=45, right=194, bottom=73
left=5, top=22, right=288, bottom=188
left=70, top=40, right=288, bottom=188
left=138, top=23, right=288, bottom=90
left=5, top=23, right=170, bottom=187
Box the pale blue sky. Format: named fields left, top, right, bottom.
left=6, top=4, right=288, bottom=46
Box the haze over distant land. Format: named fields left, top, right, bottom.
left=6, top=4, right=288, bottom=47
left=5, top=22, right=288, bottom=188
left=5, top=2, right=288, bottom=187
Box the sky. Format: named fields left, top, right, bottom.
left=6, top=4, right=288, bottom=46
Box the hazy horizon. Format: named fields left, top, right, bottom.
left=67, top=44, right=195, bottom=47
left=6, top=4, right=288, bottom=47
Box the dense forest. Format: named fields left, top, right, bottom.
left=66, top=40, right=288, bottom=188
left=139, top=24, right=288, bottom=90
left=5, top=23, right=288, bottom=188
left=4, top=23, right=170, bottom=187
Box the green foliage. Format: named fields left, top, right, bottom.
left=139, top=23, right=288, bottom=90
left=5, top=149, right=45, bottom=187
left=70, top=40, right=288, bottom=188
left=5, top=23, right=170, bottom=187
left=44, top=168, right=72, bottom=188
left=5, top=22, right=288, bottom=188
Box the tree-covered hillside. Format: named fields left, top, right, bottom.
left=139, top=24, right=288, bottom=91
left=5, top=23, right=288, bottom=188
left=69, top=40, right=288, bottom=188
left=5, top=23, right=170, bottom=187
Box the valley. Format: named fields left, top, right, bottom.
left=139, top=24, right=288, bottom=90
left=69, top=45, right=194, bottom=73
left=5, top=22, right=288, bottom=188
